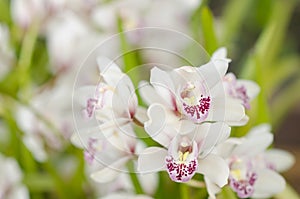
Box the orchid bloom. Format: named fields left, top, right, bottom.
left=215, top=124, right=295, bottom=198
left=72, top=57, right=150, bottom=184
left=138, top=103, right=230, bottom=191
left=210, top=48, right=260, bottom=110
left=223, top=73, right=260, bottom=110
left=0, top=154, right=29, bottom=199
left=139, top=48, right=247, bottom=127
left=72, top=57, right=146, bottom=142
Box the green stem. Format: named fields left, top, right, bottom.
left=127, top=160, right=144, bottom=194
left=180, top=183, right=189, bottom=199
left=17, top=20, right=39, bottom=101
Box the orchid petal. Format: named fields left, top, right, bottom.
left=233, top=131, right=273, bottom=156
left=97, top=57, right=123, bottom=87
left=144, top=104, right=175, bottom=147
left=91, top=156, right=130, bottom=183
left=150, top=67, right=176, bottom=110
left=264, top=149, right=295, bottom=172
left=137, top=147, right=167, bottom=173
left=138, top=81, right=167, bottom=106
left=252, top=169, right=286, bottom=198
left=205, top=176, right=221, bottom=199
left=197, top=154, right=229, bottom=187
left=238, top=80, right=260, bottom=100
left=196, top=122, right=231, bottom=157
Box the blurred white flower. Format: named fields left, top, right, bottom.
left=0, top=24, right=14, bottom=79
left=15, top=74, right=75, bottom=162
left=45, top=11, right=99, bottom=72
left=72, top=58, right=153, bottom=187
left=11, top=0, right=46, bottom=29
left=0, top=154, right=29, bottom=199
left=215, top=124, right=295, bottom=199
left=213, top=48, right=260, bottom=109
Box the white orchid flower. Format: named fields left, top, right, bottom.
left=138, top=103, right=230, bottom=188
left=72, top=57, right=146, bottom=143
left=0, top=154, right=29, bottom=199
left=72, top=57, right=150, bottom=184
left=212, top=48, right=260, bottom=110
left=139, top=50, right=246, bottom=126
left=215, top=124, right=295, bottom=198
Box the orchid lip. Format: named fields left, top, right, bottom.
left=165, top=139, right=198, bottom=182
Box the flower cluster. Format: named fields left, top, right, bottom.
left=72, top=48, right=294, bottom=198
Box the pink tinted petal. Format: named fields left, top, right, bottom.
left=238, top=80, right=260, bottom=100
left=137, top=147, right=167, bottom=173
left=197, top=154, right=229, bottom=187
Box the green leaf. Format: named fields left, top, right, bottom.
left=0, top=0, right=11, bottom=24
left=200, top=6, right=218, bottom=55
left=221, top=0, right=253, bottom=45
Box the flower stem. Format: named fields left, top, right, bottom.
left=133, top=116, right=144, bottom=127
left=127, top=160, right=144, bottom=194
left=180, top=183, right=189, bottom=199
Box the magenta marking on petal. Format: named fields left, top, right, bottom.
left=229, top=172, right=257, bottom=198
left=86, top=98, right=98, bottom=118
left=236, top=86, right=250, bottom=109
left=84, top=138, right=97, bottom=164
left=182, top=95, right=210, bottom=122
left=165, top=155, right=198, bottom=182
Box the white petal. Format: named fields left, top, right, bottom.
left=197, top=154, right=229, bottom=187
left=209, top=98, right=246, bottom=125
left=264, top=149, right=295, bottom=172
left=247, top=124, right=271, bottom=138
left=134, top=106, right=148, bottom=123
left=150, top=67, right=176, bottom=109
left=196, top=61, right=223, bottom=90
left=234, top=131, right=273, bottom=156
left=238, top=80, right=260, bottom=100
left=144, top=104, right=173, bottom=147
left=196, top=122, right=231, bottom=157
left=74, top=85, right=97, bottom=107
left=91, top=156, right=130, bottom=183
left=211, top=47, right=227, bottom=60
left=138, top=173, right=159, bottom=195
left=112, top=75, right=137, bottom=117
left=137, top=147, right=167, bottom=173
left=138, top=81, right=167, bottom=106
left=205, top=176, right=221, bottom=199
left=252, top=169, right=286, bottom=198
left=97, top=57, right=123, bottom=87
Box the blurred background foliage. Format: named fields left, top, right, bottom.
left=0, top=0, right=300, bottom=198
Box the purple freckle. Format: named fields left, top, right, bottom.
left=86, top=98, right=98, bottom=118
left=165, top=156, right=198, bottom=183
left=84, top=138, right=97, bottom=164
left=236, top=86, right=250, bottom=109
left=229, top=171, right=257, bottom=198
left=182, top=95, right=210, bottom=122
